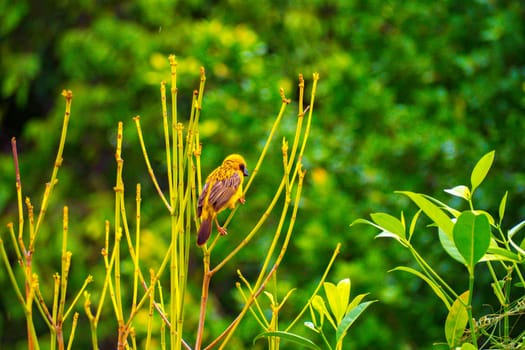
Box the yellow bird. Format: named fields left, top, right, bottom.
left=197, top=154, right=249, bottom=246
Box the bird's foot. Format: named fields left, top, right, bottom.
left=239, top=196, right=246, bottom=204
left=218, top=226, right=228, bottom=236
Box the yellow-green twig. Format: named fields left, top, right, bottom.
left=66, top=313, right=79, bottom=350
left=33, top=90, right=72, bottom=248
left=133, top=116, right=172, bottom=211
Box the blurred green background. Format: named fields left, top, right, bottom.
left=1, top=0, right=525, bottom=349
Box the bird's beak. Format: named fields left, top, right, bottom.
left=243, top=168, right=249, bottom=177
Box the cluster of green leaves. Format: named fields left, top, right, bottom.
left=306, top=278, right=375, bottom=350
left=253, top=278, right=374, bottom=350
left=353, top=151, right=525, bottom=349
left=2, top=1, right=525, bottom=348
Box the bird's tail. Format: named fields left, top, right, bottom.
left=197, top=217, right=212, bottom=246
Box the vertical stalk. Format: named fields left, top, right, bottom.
left=114, top=122, right=125, bottom=348
left=145, top=270, right=155, bottom=349
left=33, top=90, right=72, bottom=247
left=66, top=312, right=79, bottom=350
left=169, top=55, right=179, bottom=206
left=177, top=123, right=186, bottom=349
left=56, top=206, right=71, bottom=350
left=195, top=252, right=211, bottom=350
left=11, top=138, right=24, bottom=246
left=467, top=270, right=477, bottom=346
left=503, top=268, right=511, bottom=343
left=216, top=166, right=307, bottom=349
left=132, top=184, right=142, bottom=313
left=166, top=55, right=179, bottom=350
left=161, top=81, right=174, bottom=203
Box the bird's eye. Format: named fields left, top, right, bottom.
left=239, top=164, right=245, bottom=171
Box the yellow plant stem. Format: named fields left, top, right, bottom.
left=33, top=90, right=72, bottom=247
left=286, top=243, right=341, bottom=331
left=132, top=184, right=142, bottom=314
left=157, top=280, right=168, bottom=350
left=10, top=138, right=25, bottom=252
left=211, top=89, right=292, bottom=256
left=84, top=293, right=99, bottom=350
left=66, top=313, right=79, bottom=350
left=51, top=273, right=60, bottom=348
left=161, top=81, right=175, bottom=202
left=297, top=74, right=319, bottom=164
left=114, top=122, right=126, bottom=349
left=0, top=236, right=26, bottom=307
left=214, top=167, right=307, bottom=349
left=51, top=206, right=71, bottom=350
left=102, top=222, right=121, bottom=332
left=63, top=275, right=92, bottom=321
left=27, top=276, right=40, bottom=350
left=145, top=271, right=156, bottom=350
left=236, top=271, right=270, bottom=329
left=201, top=78, right=318, bottom=348
left=133, top=116, right=172, bottom=211
left=169, top=55, right=179, bottom=208
left=235, top=287, right=266, bottom=330
left=241, top=89, right=289, bottom=198
left=220, top=83, right=306, bottom=287
left=195, top=251, right=211, bottom=350
left=10, top=138, right=37, bottom=350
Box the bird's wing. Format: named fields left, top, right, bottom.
left=208, top=172, right=241, bottom=211
left=197, top=182, right=209, bottom=217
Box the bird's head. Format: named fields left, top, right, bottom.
left=224, top=154, right=249, bottom=177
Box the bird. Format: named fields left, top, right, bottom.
left=197, top=154, right=249, bottom=246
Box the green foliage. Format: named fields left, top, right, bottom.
left=445, top=291, right=469, bottom=349
left=453, top=211, right=490, bottom=270
left=353, top=151, right=525, bottom=348
left=306, top=278, right=375, bottom=350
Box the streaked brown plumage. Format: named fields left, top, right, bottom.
left=197, top=154, right=249, bottom=246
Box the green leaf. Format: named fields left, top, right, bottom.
left=453, top=211, right=491, bottom=269
left=408, top=209, right=422, bottom=241
left=445, top=291, right=469, bottom=348
left=471, top=209, right=495, bottom=226
left=390, top=266, right=451, bottom=309
left=350, top=218, right=389, bottom=233
left=485, top=246, right=521, bottom=262
left=323, top=279, right=350, bottom=324
left=471, top=150, right=495, bottom=194
left=424, top=195, right=462, bottom=218
left=253, top=331, right=322, bottom=350
left=439, top=227, right=467, bottom=264
left=444, top=185, right=471, bottom=200
left=351, top=218, right=408, bottom=247
left=346, top=293, right=369, bottom=314
left=311, top=295, right=329, bottom=327
left=336, top=278, right=351, bottom=313
left=350, top=219, right=408, bottom=247
left=499, top=191, right=508, bottom=225
left=375, top=231, right=409, bottom=247
left=397, top=191, right=454, bottom=238
left=370, top=212, right=406, bottom=240
left=335, top=300, right=376, bottom=343
left=460, top=343, right=477, bottom=350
